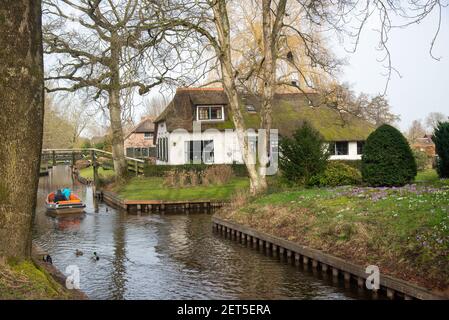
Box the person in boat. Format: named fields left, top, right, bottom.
left=62, top=188, right=71, bottom=200
left=54, top=189, right=67, bottom=203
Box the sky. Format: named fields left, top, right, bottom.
left=335, top=6, right=449, bottom=131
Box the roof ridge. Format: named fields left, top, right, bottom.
left=177, top=87, right=224, bottom=92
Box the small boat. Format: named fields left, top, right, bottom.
left=46, top=192, right=86, bottom=215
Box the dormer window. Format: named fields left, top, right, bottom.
left=196, top=105, right=224, bottom=121
left=246, top=104, right=256, bottom=113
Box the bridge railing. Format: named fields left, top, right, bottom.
left=41, top=148, right=145, bottom=163
left=41, top=148, right=146, bottom=176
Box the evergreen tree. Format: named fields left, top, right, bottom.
left=279, top=121, right=329, bottom=185
left=362, top=124, right=417, bottom=187
left=432, top=122, right=449, bottom=178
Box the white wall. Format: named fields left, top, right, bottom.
left=166, top=130, right=245, bottom=165
left=156, top=123, right=362, bottom=165
left=156, top=123, right=246, bottom=165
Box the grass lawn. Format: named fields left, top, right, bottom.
left=114, top=177, right=249, bottom=201
left=217, top=169, right=449, bottom=292
left=78, top=166, right=115, bottom=180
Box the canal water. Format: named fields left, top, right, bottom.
left=33, top=166, right=368, bottom=300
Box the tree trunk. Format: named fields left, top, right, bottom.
left=0, top=1, right=44, bottom=259
left=259, top=0, right=276, bottom=185
left=109, top=34, right=128, bottom=182
left=222, top=69, right=265, bottom=194
left=213, top=1, right=266, bottom=194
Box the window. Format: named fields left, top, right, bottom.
left=185, top=140, right=214, bottom=164
left=157, top=138, right=169, bottom=162
left=144, top=132, right=153, bottom=140
left=127, top=148, right=150, bottom=159
left=357, top=141, right=365, bottom=155
left=335, top=141, right=349, bottom=155
left=196, top=105, right=224, bottom=121
left=149, top=147, right=156, bottom=158
left=163, top=138, right=168, bottom=162
left=198, top=107, right=209, bottom=120
left=246, top=104, right=256, bottom=113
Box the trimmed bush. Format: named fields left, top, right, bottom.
left=309, top=162, right=362, bottom=187
left=432, top=122, right=449, bottom=178
left=144, top=164, right=207, bottom=177
left=163, top=165, right=234, bottom=187
left=144, top=163, right=248, bottom=177
left=202, top=165, right=234, bottom=185
left=362, top=124, right=417, bottom=187
left=279, top=121, right=329, bottom=185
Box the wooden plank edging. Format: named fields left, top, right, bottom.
left=212, top=216, right=446, bottom=300
left=101, top=190, right=229, bottom=211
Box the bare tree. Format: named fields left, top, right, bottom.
left=407, top=119, right=427, bottom=143
left=425, top=112, right=447, bottom=131
left=143, top=94, right=170, bottom=118
left=322, top=82, right=399, bottom=126
left=43, top=95, right=75, bottom=148
left=43, top=0, right=198, bottom=180
left=0, top=1, right=44, bottom=259
left=146, top=0, right=269, bottom=193
left=61, top=98, right=94, bottom=147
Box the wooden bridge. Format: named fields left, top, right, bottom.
left=40, top=148, right=145, bottom=182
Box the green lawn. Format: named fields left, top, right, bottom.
left=217, top=170, right=449, bottom=291
left=115, top=177, right=249, bottom=201
left=415, top=168, right=449, bottom=186
left=78, top=166, right=115, bottom=180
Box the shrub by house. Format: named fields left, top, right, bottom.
left=279, top=121, right=329, bottom=185
left=309, top=162, right=362, bottom=187
left=362, top=124, right=417, bottom=187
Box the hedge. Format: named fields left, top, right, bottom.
left=143, top=163, right=249, bottom=177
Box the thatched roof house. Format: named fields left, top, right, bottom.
left=154, top=88, right=375, bottom=165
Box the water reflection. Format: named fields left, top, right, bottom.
left=33, top=166, right=366, bottom=300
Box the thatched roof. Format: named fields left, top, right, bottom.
left=125, top=116, right=155, bottom=139
left=155, top=88, right=375, bottom=141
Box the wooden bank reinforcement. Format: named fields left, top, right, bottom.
left=101, top=190, right=227, bottom=213
left=212, top=216, right=446, bottom=300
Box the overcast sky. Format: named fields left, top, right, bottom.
left=335, top=7, right=449, bottom=131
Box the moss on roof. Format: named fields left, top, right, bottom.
left=155, top=89, right=375, bottom=141
left=273, top=99, right=375, bottom=141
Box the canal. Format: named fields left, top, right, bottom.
left=33, top=166, right=368, bottom=300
